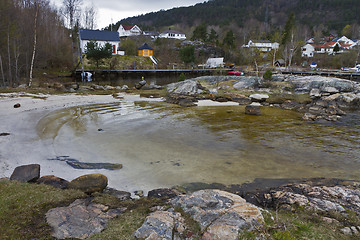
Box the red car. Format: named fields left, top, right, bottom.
left=228, top=71, right=244, bottom=76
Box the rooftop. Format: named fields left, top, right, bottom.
left=79, top=29, right=120, bottom=42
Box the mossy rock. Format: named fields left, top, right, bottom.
left=68, top=174, right=108, bottom=194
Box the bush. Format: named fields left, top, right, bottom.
left=263, top=69, right=273, bottom=80
left=178, top=73, right=186, bottom=81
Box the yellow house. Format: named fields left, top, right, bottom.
left=138, top=43, right=153, bottom=57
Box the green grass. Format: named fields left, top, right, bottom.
left=0, top=179, right=359, bottom=239
left=0, top=180, right=85, bottom=240
left=238, top=208, right=359, bottom=240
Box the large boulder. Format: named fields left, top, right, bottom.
left=233, top=76, right=261, bottom=89
left=172, top=189, right=263, bottom=240
left=46, top=198, right=125, bottom=239
left=10, top=164, right=40, bottom=182
left=167, top=80, right=206, bottom=95
left=68, top=174, right=108, bottom=194
left=288, top=76, right=360, bottom=93
left=134, top=209, right=186, bottom=240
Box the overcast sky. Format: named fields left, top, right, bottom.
left=51, top=0, right=205, bottom=29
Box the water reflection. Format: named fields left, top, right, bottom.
left=36, top=99, right=360, bottom=191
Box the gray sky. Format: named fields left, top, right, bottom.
left=51, top=0, right=205, bottom=29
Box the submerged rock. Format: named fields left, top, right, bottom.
left=10, top=164, right=40, bottom=183
left=66, top=161, right=122, bottom=170
left=245, top=105, right=261, bottom=115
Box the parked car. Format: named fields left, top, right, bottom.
left=228, top=71, right=244, bottom=76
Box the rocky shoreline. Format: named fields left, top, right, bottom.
left=3, top=163, right=359, bottom=239
left=164, top=75, right=360, bottom=122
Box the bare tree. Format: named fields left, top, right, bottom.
left=83, top=4, right=96, bottom=30
left=29, top=0, right=40, bottom=87
left=62, top=0, right=83, bottom=30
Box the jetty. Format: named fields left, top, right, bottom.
left=74, top=68, right=230, bottom=81
left=281, top=70, right=360, bottom=81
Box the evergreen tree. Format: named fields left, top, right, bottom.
left=179, top=46, right=195, bottom=65
left=223, top=30, right=235, bottom=48
left=191, top=23, right=208, bottom=42
left=282, top=13, right=295, bottom=45
left=208, top=29, right=218, bottom=43
left=85, top=40, right=112, bottom=68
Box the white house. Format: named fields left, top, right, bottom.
left=159, top=30, right=186, bottom=40
left=301, top=44, right=315, bottom=57
left=243, top=40, right=279, bottom=52
left=79, top=29, right=121, bottom=55
left=205, top=58, right=224, bottom=68
left=333, top=36, right=355, bottom=45
left=117, top=24, right=142, bottom=37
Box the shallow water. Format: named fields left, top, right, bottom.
left=36, top=98, right=360, bottom=191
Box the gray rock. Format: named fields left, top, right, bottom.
left=46, top=198, right=125, bottom=239
left=172, top=189, right=263, bottom=239
left=121, top=85, right=129, bottom=90
left=321, top=86, right=339, bottom=94
left=308, top=198, right=345, bottom=212
left=103, top=188, right=131, bottom=201
left=288, top=76, right=360, bottom=93
left=310, top=88, right=321, bottom=98
left=78, top=86, right=92, bottom=91
left=249, top=94, right=269, bottom=102
left=302, top=113, right=318, bottom=121
left=340, top=227, right=352, bottom=236
left=10, top=164, right=40, bottom=182
left=104, top=85, right=115, bottom=90
left=148, top=188, right=179, bottom=199
left=167, top=80, right=203, bottom=96
left=134, top=209, right=186, bottom=240
left=233, top=77, right=261, bottom=89
left=135, top=80, right=147, bottom=89
left=351, top=226, right=359, bottom=235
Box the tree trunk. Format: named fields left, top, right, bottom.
left=7, top=29, right=12, bottom=87
left=273, top=48, right=277, bottom=67
left=254, top=59, right=259, bottom=77
left=0, top=55, right=5, bottom=87
left=29, top=1, right=39, bottom=87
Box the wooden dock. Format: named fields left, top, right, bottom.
left=74, top=68, right=231, bottom=80
left=281, top=70, right=360, bottom=81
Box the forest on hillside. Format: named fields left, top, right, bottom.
left=116, top=0, right=360, bottom=40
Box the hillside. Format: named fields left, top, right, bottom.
left=111, top=0, right=360, bottom=40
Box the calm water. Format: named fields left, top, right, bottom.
left=36, top=97, right=360, bottom=191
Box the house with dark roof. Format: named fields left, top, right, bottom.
left=118, top=24, right=142, bottom=37
left=79, top=29, right=121, bottom=55
left=138, top=43, right=153, bottom=57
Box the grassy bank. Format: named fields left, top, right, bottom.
left=1, top=179, right=359, bottom=239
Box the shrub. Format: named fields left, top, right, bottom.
left=263, top=69, right=273, bottom=80
left=178, top=73, right=186, bottom=81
